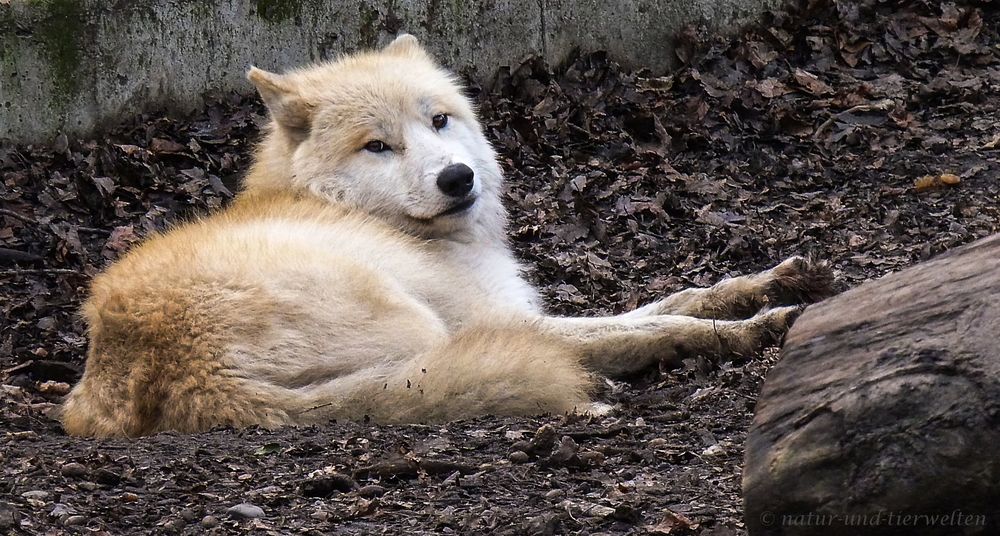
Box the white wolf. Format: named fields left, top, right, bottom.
left=61, top=35, right=833, bottom=437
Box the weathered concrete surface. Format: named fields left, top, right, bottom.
left=0, top=0, right=780, bottom=144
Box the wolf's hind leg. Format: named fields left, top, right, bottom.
left=62, top=352, right=302, bottom=438
left=290, top=323, right=595, bottom=424
left=625, top=256, right=833, bottom=320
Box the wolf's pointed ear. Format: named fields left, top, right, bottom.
left=247, top=66, right=314, bottom=132
left=383, top=33, right=427, bottom=58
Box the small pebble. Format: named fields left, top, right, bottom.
left=549, top=436, right=580, bottom=465
left=6, top=375, right=31, bottom=388
left=21, top=490, right=49, bottom=500
left=580, top=450, right=605, bottom=465
left=558, top=499, right=615, bottom=518
left=93, top=468, right=121, bottom=485
left=226, top=502, right=265, bottom=519
left=49, top=503, right=73, bottom=519
left=37, top=381, right=71, bottom=396
left=508, top=450, right=530, bottom=464
left=201, top=515, right=220, bottom=528
left=60, top=462, right=88, bottom=478
left=63, top=515, right=88, bottom=527
left=161, top=517, right=187, bottom=531
left=299, top=473, right=357, bottom=497
left=544, top=489, right=564, bottom=499
left=528, top=424, right=558, bottom=453
left=647, top=438, right=668, bottom=448
left=509, top=440, right=531, bottom=452
left=524, top=513, right=559, bottom=536
left=701, top=444, right=726, bottom=458
left=357, top=485, right=386, bottom=498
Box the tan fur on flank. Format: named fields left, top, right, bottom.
left=62, top=36, right=834, bottom=437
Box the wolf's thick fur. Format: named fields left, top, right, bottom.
left=61, top=36, right=833, bottom=437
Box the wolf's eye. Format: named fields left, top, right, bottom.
left=432, top=114, right=449, bottom=130
left=364, top=140, right=390, bottom=153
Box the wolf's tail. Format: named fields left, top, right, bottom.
left=290, top=324, right=595, bottom=424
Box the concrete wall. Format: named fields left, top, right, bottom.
left=0, top=0, right=780, bottom=144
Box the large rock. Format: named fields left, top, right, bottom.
left=744, top=234, right=1000, bottom=535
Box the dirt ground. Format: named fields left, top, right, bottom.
left=2, top=0, right=998, bottom=534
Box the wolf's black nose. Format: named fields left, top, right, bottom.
left=436, top=164, right=475, bottom=197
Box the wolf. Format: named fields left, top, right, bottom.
left=61, top=35, right=833, bottom=437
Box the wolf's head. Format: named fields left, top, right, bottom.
left=245, top=35, right=506, bottom=242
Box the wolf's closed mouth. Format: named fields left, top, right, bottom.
left=438, top=197, right=476, bottom=217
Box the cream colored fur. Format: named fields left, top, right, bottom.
left=61, top=35, right=833, bottom=437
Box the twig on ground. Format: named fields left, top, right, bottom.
left=0, top=209, right=110, bottom=236
left=0, top=268, right=82, bottom=277
left=0, top=208, right=39, bottom=226
left=813, top=98, right=895, bottom=141
left=1, top=361, right=33, bottom=377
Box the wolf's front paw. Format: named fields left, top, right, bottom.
left=751, top=304, right=807, bottom=348
left=764, top=256, right=836, bottom=307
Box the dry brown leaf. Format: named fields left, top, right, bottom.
left=913, top=175, right=938, bottom=192
left=915, top=173, right=961, bottom=191
left=648, top=510, right=697, bottom=534
left=102, top=225, right=141, bottom=259
left=793, top=68, right=834, bottom=96
left=752, top=78, right=792, bottom=99
left=149, top=138, right=187, bottom=154
left=914, top=175, right=938, bottom=191
left=980, top=133, right=1000, bottom=149
left=939, top=173, right=961, bottom=185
